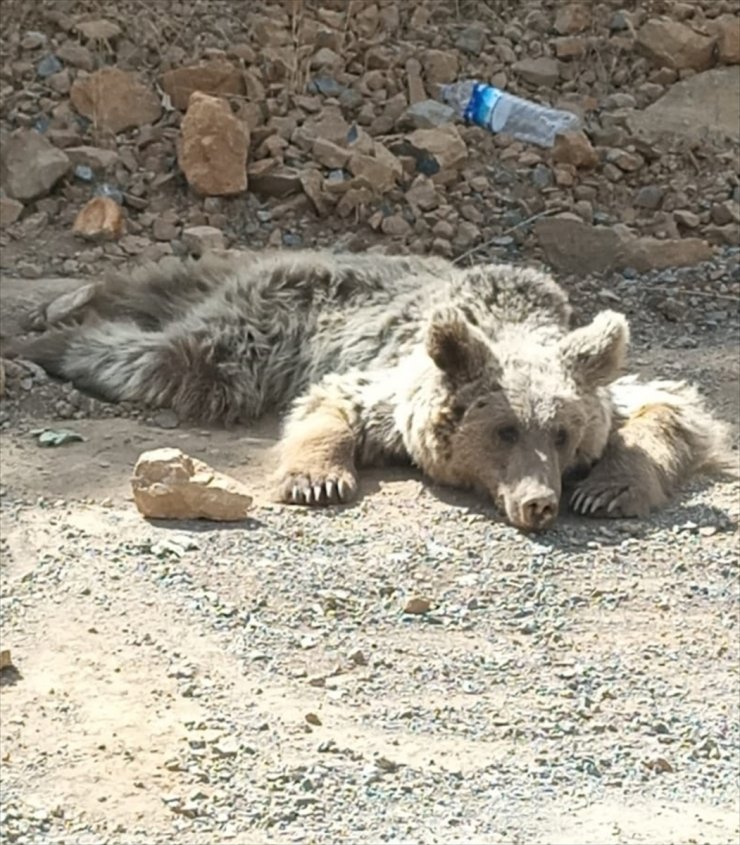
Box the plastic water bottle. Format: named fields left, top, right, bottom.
left=441, top=80, right=581, bottom=148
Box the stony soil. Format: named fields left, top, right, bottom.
left=1, top=1, right=739, bottom=844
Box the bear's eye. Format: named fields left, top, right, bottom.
left=497, top=425, right=519, bottom=444
left=554, top=427, right=569, bottom=448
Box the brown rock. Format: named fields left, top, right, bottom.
left=161, top=60, right=245, bottom=111
left=628, top=68, right=740, bottom=142
left=300, top=169, right=330, bottom=216
left=405, top=175, right=438, bottom=210
left=404, top=596, right=432, bottom=615
left=131, top=447, right=252, bottom=521
left=75, top=19, right=121, bottom=41
left=552, top=131, right=598, bottom=168
left=65, top=146, right=119, bottom=173
left=248, top=161, right=302, bottom=198
left=626, top=236, right=713, bottom=271
left=0, top=129, right=71, bottom=200
left=0, top=197, right=23, bottom=227
left=72, top=197, right=125, bottom=241
left=70, top=68, right=162, bottom=134
left=381, top=214, right=413, bottom=237
left=673, top=209, right=700, bottom=228
left=706, top=15, right=740, bottom=65
left=348, top=153, right=399, bottom=194
left=554, top=4, right=591, bottom=34
left=422, top=49, right=459, bottom=85
left=636, top=18, right=716, bottom=71
left=512, top=57, right=560, bottom=87
left=56, top=42, right=94, bottom=71
left=406, top=57, right=426, bottom=103
left=554, top=36, right=588, bottom=59
left=407, top=126, right=468, bottom=172
left=0, top=649, right=11, bottom=670
left=535, top=215, right=627, bottom=275
left=178, top=92, right=249, bottom=196
left=182, top=225, right=226, bottom=255
left=312, top=137, right=349, bottom=169
left=606, top=148, right=644, bottom=171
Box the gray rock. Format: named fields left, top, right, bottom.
left=0, top=129, right=71, bottom=201
left=400, top=99, right=456, bottom=129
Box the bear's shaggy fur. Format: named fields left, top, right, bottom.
left=13, top=250, right=735, bottom=531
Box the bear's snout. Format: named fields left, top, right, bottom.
left=500, top=483, right=560, bottom=532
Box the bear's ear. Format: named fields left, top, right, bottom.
left=426, top=308, right=493, bottom=383
left=559, top=310, right=629, bottom=387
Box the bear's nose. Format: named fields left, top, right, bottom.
left=521, top=492, right=559, bottom=530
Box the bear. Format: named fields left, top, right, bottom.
left=10, top=249, right=735, bottom=532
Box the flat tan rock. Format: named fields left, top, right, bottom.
left=131, top=447, right=252, bottom=521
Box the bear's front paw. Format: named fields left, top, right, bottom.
left=277, top=467, right=358, bottom=506
left=569, top=479, right=652, bottom=519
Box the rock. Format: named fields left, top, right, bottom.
left=552, top=131, right=598, bottom=168
left=405, top=175, right=438, bottom=210
left=404, top=596, right=432, bottom=615
left=381, top=213, right=412, bottom=237
left=300, top=170, right=329, bottom=216
left=422, top=49, right=458, bottom=85
left=182, top=225, right=225, bottom=255
left=65, top=146, right=119, bottom=173
left=634, top=185, right=665, bottom=209
left=455, top=25, right=487, bottom=56
left=161, top=61, right=245, bottom=111
left=131, top=447, right=252, bottom=521
left=70, top=68, right=162, bottom=134
left=56, top=42, right=94, bottom=71
left=605, top=148, right=644, bottom=171
left=75, top=19, right=122, bottom=41
left=0, top=649, right=11, bottom=670
left=178, top=92, right=249, bottom=196
left=37, top=54, right=62, bottom=78
left=406, top=57, right=426, bottom=104
left=706, top=15, right=740, bottom=65
left=401, top=100, right=455, bottom=129
left=0, top=197, right=23, bottom=227
left=247, top=161, right=302, bottom=198
left=312, top=137, right=349, bottom=169
left=406, top=126, right=468, bottom=173
left=626, top=237, right=713, bottom=271
left=348, top=153, right=399, bottom=194
left=512, top=57, right=560, bottom=87
left=636, top=17, right=716, bottom=71
left=711, top=200, right=740, bottom=226
left=554, top=4, right=591, bottom=35
left=554, top=37, right=588, bottom=59
left=0, top=130, right=71, bottom=200
left=72, top=196, right=125, bottom=241
left=535, top=215, right=627, bottom=275
left=628, top=69, right=740, bottom=142
left=673, top=209, right=700, bottom=228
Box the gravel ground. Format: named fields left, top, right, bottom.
left=1, top=252, right=739, bottom=845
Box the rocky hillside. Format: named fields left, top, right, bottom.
left=0, top=0, right=738, bottom=281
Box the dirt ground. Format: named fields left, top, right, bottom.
left=0, top=269, right=739, bottom=845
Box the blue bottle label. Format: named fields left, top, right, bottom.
left=464, top=84, right=502, bottom=129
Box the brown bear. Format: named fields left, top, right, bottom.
left=12, top=249, right=735, bottom=531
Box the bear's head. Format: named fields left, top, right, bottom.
left=410, top=307, right=629, bottom=531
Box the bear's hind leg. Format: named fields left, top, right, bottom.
left=570, top=378, right=736, bottom=518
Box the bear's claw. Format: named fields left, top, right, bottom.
left=280, top=470, right=357, bottom=506
left=570, top=481, right=647, bottom=518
